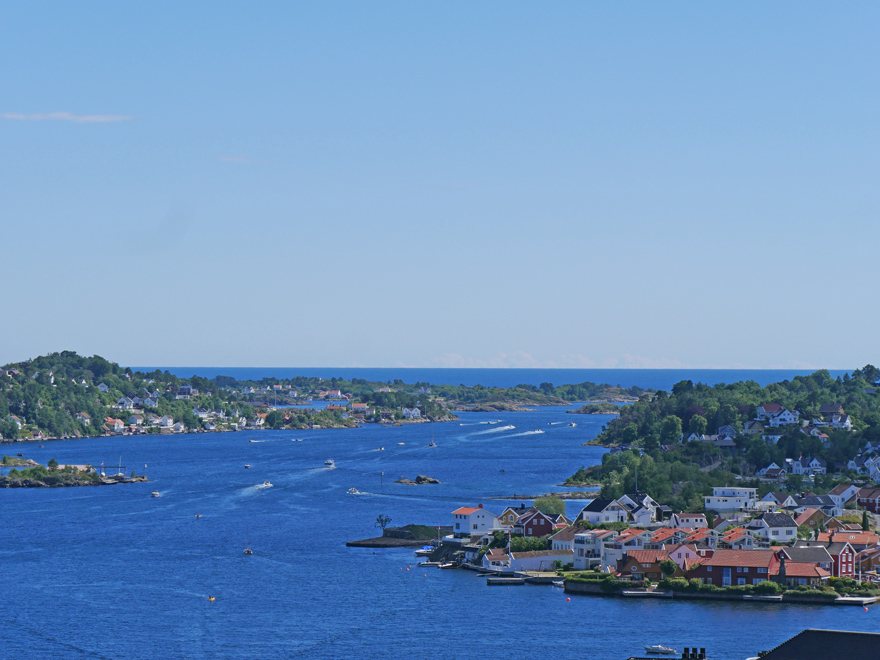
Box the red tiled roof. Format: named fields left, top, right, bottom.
left=760, top=403, right=783, bottom=412
left=702, top=549, right=776, bottom=568
left=795, top=509, right=822, bottom=526
left=626, top=549, right=669, bottom=564
left=819, top=532, right=879, bottom=545
left=772, top=562, right=830, bottom=578
left=452, top=506, right=481, bottom=515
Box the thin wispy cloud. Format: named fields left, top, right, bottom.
left=1, top=111, right=133, bottom=123
left=219, top=155, right=265, bottom=164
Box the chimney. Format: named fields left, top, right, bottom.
left=682, top=648, right=689, bottom=659
left=478, top=503, right=482, bottom=509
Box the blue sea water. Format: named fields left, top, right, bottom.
left=135, top=367, right=854, bottom=391
left=3, top=404, right=878, bottom=660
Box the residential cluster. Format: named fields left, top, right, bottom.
left=445, top=482, right=880, bottom=589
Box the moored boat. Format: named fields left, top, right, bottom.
left=644, top=645, right=677, bottom=655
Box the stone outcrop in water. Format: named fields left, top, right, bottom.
left=394, top=475, right=441, bottom=485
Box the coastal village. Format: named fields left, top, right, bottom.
left=440, top=481, right=880, bottom=602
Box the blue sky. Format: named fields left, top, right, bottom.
left=2, top=3, right=878, bottom=369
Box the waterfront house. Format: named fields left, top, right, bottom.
left=617, top=549, right=674, bottom=581
left=690, top=549, right=777, bottom=586
left=747, top=513, right=798, bottom=543
left=451, top=504, right=498, bottom=539
left=75, top=412, right=91, bottom=426
left=481, top=548, right=510, bottom=570
left=104, top=417, right=124, bottom=432
left=779, top=545, right=834, bottom=575
left=158, top=415, right=174, bottom=428
left=172, top=422, right=185, bottom=433
left=703, top=487, right=757, bottom=515
left=508, top=549, right=573, bottom=572
left=575, top=499, right=628, bottom=524
left=128, top=415, right=144, bottom=426
left=773, top=554, right=831, bottom=587
left=204, top=422, right=216, bottom=430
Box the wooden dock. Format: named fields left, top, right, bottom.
left=487, top=577, right=525, bottom=586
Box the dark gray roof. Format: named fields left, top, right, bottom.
left=795, top=495, right=835, bottom=507
left=755, top=513, right=798, bottom=527
left=758, top=629, right=880, bottom=660
left=780, top=546, right=831, bottom=563
left=581, top=498, right=617, bottom=513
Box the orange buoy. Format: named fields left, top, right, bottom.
left=566, top=597, right=571, bottom=601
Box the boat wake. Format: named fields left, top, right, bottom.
left=470, top=425, right=516, bottom=435
left=516, top=430, right=545, bottom=436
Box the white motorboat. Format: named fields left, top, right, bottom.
left=324, top=459, right=335, bottom=468
left=151, top=490, right=162, bottom=498
left=644, top=646, right=677, bottom=655
left=347, top=488, right=363, bottom=495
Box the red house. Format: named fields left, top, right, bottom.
left=514, top=510, right=557, bottom=537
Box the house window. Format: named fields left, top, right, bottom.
left=706, top=566, right=712, bottom=572
left=738, top=578, right=746, bottom=585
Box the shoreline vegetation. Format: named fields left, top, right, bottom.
left=346, top=524, right=452, bottom=548
left=0, top=457, right=148, bottom=488
left=562, top=365, right=880, bottom=511
left=0, top=351, right=650, bottom=444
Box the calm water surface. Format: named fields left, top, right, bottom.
left=2, top=405, right=875, bottom=659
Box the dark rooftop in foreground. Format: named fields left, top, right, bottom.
left=756, top=628, right=880, bottom=660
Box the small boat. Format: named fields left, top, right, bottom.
left=569, top=422, right=576, bottom=427
left=644, top=646, right=677, bottom=655
left=244, top=464, right=251, bottom=469
left=261, top=481, right=273, bottom=488
left=207, top=596, right=215, bottom=602
left=397, top=442, right=405, bottom=446
left=249, top=439, right=257, bottom=443
left=438, top=562, right=456, bottom=569
left=377, top=447, right=385, bottom=451
left=151, top=491, right=162, bottom=498
left=195, top=514, right=202, bottom=518
left=17, top=453, right=23, bottom=457
left=324, top=459, right=335, bottom=468
left=347, top=488, right=363, bottom=495
left=243, top=548, right=253, bottom=555
left=428, top=442, right=437, bottom=448
left=414, top=545, right=435, bottom=556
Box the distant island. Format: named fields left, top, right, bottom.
left=0, top=351, right=650, bottom=443
left=0, top=456, right=148, bottom=488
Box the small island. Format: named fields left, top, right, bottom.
left=0, top=456, right=148, bottom=488
left=394, top=475, right=441, bottom=485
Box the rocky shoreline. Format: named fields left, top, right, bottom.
left=0, top=474, right=149, bottom=488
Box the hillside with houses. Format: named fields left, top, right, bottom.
left=439, top=483, right=880, bottom=601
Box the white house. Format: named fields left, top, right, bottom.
left=481, top=548, right=510, bottom=570
left=549, top=526, right=579, bottom=552
left=768, top=409, right=799, bottom=427
left=829, top=484, right=860, bottom=510
left=830, top=414, right=853, bottom=430
left=172, top=422, right=186, bottom=433
left=573, top=529, right=618, bottom=570
left=756, top=403, right=784, bottom=420
left=158, top=415, right=174, bottom=428
left=747, top=512, right=798, bottom=542
left=128, top=415, right=144, bottom=426
left=508, top=549, right=573, bottom=571
left=669, top=513, right=708, bottom=529
left=704, top=487, right=757, bottom=514
left=451, top=504, right=498, bottom=539
left=575, top=499, right=628, bottom=524
left=75, top=412, right=91, bottom=426
left=98, top=383, right=110, bottom=393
